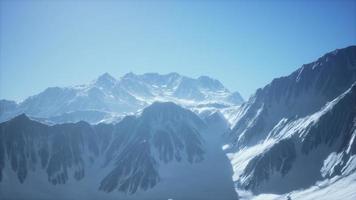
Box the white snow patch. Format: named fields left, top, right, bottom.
left=227, top=139, right=276, bottom=181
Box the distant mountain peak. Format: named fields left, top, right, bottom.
left=95, top=73, right=117, bottom=87
left=122, top=72, right=137, bottom=79
left=141, top=101, right=206, bottom=129
left=98, top=72, right=115, bottom=80
left=197, top=75, right=226, bottom=91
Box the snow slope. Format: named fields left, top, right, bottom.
left=227, top=46, right=356, bottom=200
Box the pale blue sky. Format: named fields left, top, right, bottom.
left=0, top=0, right=355, bottom=101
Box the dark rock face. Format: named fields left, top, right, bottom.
left=231, top=46, right=356, bottom=147
left=241, top=139, right=296, bottom=191
left=301, top=84, right=356, bottom=155
left=99, top=140, right=159, bottom=193
left=0, top=114, right=103, bottom=185
left=98, top=102, right=206, bottom=193
left=0, top=102, right=206, bottom=194
left=248, top=84, right=356, bottom=194
left=229, top=46, right=356, bottom=197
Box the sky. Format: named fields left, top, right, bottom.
left=0, top=0, right=355, bottom=101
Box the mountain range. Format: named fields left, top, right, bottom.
left=0, top=72, right=243, bottom=125
left=0, top=45, right=356, bottom=200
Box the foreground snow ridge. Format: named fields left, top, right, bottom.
left=242, top=172, right=356, bottom=200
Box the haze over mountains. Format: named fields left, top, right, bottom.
left=0, top=72, right=243, bottom=124
left=0, top=46, right=356, bottom=200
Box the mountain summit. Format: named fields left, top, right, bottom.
left=94, top=73, right=117, bottom=88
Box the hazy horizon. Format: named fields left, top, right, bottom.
left=1, top=0, right=355, bottom=101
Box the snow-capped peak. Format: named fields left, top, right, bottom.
left=0, top=72, right=243, bottom=124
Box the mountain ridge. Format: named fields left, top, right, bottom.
left=226, top=45, right=356, bottom=200
left=0, top=101, right=237, bottom=199
left=0, top=72, right=244, bottom=124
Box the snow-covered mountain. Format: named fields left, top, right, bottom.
left=0, top=72, right=243, bottom=124
left=2, top=45, right=356, bottom=200
left=226, top=45, right=356, bottom=200
left=0, top=102, right=237, bottom=200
